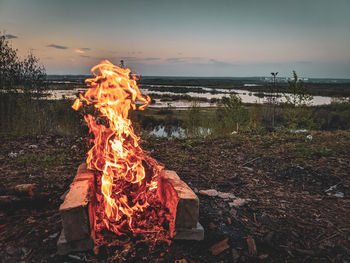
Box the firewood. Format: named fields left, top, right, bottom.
left=247, top=236, right=257, bottom=256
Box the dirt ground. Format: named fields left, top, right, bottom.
left=0, top=131, right=349, bottom=262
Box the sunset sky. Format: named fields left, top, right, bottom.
left=1, top=0, right=350, bottom=77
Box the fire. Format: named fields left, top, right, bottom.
left=72, top=60, right=172, bottom=240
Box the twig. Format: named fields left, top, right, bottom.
left=242, top=157, right=260, bottom=167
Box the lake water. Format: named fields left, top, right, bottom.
left=47, top=85, right=335, bottom=107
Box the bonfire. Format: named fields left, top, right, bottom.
left=72, top=60, right=174, bottom=243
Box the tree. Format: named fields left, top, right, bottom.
left=283, top=71, right=316, bottom=129
left=0, top=32, right=46, bottom=95
left=216, top=93, right=249, bottom=133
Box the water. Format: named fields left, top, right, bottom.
left=149, top=125, right=185, bottom=138
left=47, top=85, right=334, bottom=107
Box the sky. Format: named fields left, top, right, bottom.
left=0, top=0, right=350, bottom=78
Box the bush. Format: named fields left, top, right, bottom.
left=282, top=71, right=317, bottom=129
left=215, top=94, right=250, bottom=133
left=0, top=32, right=46, bottom=95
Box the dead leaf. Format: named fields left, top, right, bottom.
left=209, top=238, right=230, bottom=255
left=247, top=236, right=257, bottom=256
left=259, top=254, right=268, bottom=259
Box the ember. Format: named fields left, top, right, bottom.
left=72, top=60, right=174, bottom=243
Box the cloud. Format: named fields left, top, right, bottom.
left=120, top=56, right=138, bottom=61
left=5, top=34, right=18, bottom=39
left=75, top=49, right=85, bottom=54
left=79, top=55, right=90, bottom=58
left=166, top=57, right=209, bottom=64
left=209, top=59, right=236, bottom=67
left=80, top=47, right=90, bottom=51
left=144, top=57, right=161, bottom=61
left=47, top=44, right=68, bottom=50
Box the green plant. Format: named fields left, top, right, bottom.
left=215, top=93, right=250, bottom=134
left=283, top=71, right=317, bottom=129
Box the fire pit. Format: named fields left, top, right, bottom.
left=57, top=61, right=203, bottom=255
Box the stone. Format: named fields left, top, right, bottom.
left=218, top=192, right=236, bottom=199
left=74, top=163, right=95, bottom=183
left=199, top=189, right=219, bottom=197
left=228, top=198, right=252, bottom=208
left=159, top=170, right=199, bottom=229
left=174, top=222, right=204, bottom=241
left=59, top=180, right=91, bottom=242
left=57, top=231, right=93, bottom=255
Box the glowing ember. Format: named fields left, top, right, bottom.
left=72, top=60, right=173, bottom=241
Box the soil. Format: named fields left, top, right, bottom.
left=0, top=131, right=349, bottom=262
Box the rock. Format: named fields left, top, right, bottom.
left=71, top=145, right=78, bottom=150
left=159, top=170, right=200, bottom=230
left=199, top=189, right=219, bottom=197
left=218, top=192, right=236, bottom=199
left=8, top=152, right=18, bottom=158
left=173, top=222, right=204, bottom=241
left=306, top=135, right=313, bottom=141
left=28, top=144, right=38, bottom=149
left=229, top=198, right=249, bottom=208
left=334, top=191, right=344, bottom=198
left=59, top=180, right=92, bottom=242
left=57, top=231, right=93, bottom=255
left=209, top=238, right=230, bottom=255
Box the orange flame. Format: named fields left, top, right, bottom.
left=73, top=60, right=172, bottom=238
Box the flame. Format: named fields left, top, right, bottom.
left=73, top=60, right=172, bottom=239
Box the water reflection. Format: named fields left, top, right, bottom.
left=148, top=125, right=213, bottom=138
left=149, top=125, right=185, bottom=138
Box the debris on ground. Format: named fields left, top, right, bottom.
left=0, top=131, right=349, bottom=262
left=209, top=238, right=230, bottom=256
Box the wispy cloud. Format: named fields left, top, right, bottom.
left=144, top=57, right=161, bottom=61
left=166, top=57, right=207, bottom=63
left=121, top=56, right=138, bottom=61
left=209, top=59, right=236, bottom=67
left=166, top=57, right=200, bottom=63
left=75, top=49, right=85, bottom=54
left=80, top=47, right=90, bottom=51
left=47, top=44, right=68, bottom=50
left=5, top=34, right=18, bottom=39
left=79, top=55, right=90, bottom=58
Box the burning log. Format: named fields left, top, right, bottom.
left=58, top=163, right=203, bottom=254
